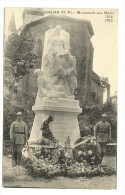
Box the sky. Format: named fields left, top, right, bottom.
left=4, top=8, right=118, bottom=96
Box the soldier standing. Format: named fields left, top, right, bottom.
left=94, top=114, right=112, bottom=163
left=10, top=112, right=28, bottom=166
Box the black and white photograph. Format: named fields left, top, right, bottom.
left=2, top=6, right=119, bottom=190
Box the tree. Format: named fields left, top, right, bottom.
left=3, top=33, right=37, bottom=139
left=4, top=33, right=36, bottom=81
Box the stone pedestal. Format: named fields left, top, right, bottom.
left=28, top=98, right=82, bottom=146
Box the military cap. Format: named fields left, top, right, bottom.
left=16, top=112, right=23, bottom=116
left=101, top=114, right=107, bottom=118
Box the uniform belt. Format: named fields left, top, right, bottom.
left=97, top=132, right=108, bottom=134
left=14, top=131, right=25, bottom=134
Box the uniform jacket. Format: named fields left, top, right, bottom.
left=10, top=120, right=28, bottom=144
left=94, top=121, right=111, bottom=143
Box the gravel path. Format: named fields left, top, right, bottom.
left=2, top=155, right=116, bottom=189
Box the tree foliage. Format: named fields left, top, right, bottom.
left=4, top=33, right=36, bottom=80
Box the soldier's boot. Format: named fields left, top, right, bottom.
left=13, top=151, right=18, bottom=166
left=95, top=156, right=101, bottom=165
left=16, top=153, right=19, bottom=165
left=101, top=153, right=105, bottom=162
left=97, top=153, right=105, bottom=165
left=95, top=151, right=102, bottom=164
left=100, top=165, right=105, bottom=173
left=100, top=153, right=105, bottom=173
left=17, top=153, right=22, bottom=165
left=12, top=157, right=17, bottom=167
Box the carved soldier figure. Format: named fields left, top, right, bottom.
left=10, top=112, right=28, bottom=166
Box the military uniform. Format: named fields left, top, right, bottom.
left=94, top=120, right=111, bottom=162
left=10, top=119, right=27, bottom=165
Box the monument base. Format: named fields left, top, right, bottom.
left=28, top=97, right=82, bottom=146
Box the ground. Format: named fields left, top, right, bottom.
left=2, top=155, right=116, bottom=189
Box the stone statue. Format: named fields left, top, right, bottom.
left=35, top=25, right=77, bottom=101
left=28, top=25, right=81, bottom=146
left=42, top=25, right=70, bottom=65
left=34, top=68, right=70, bottom=102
